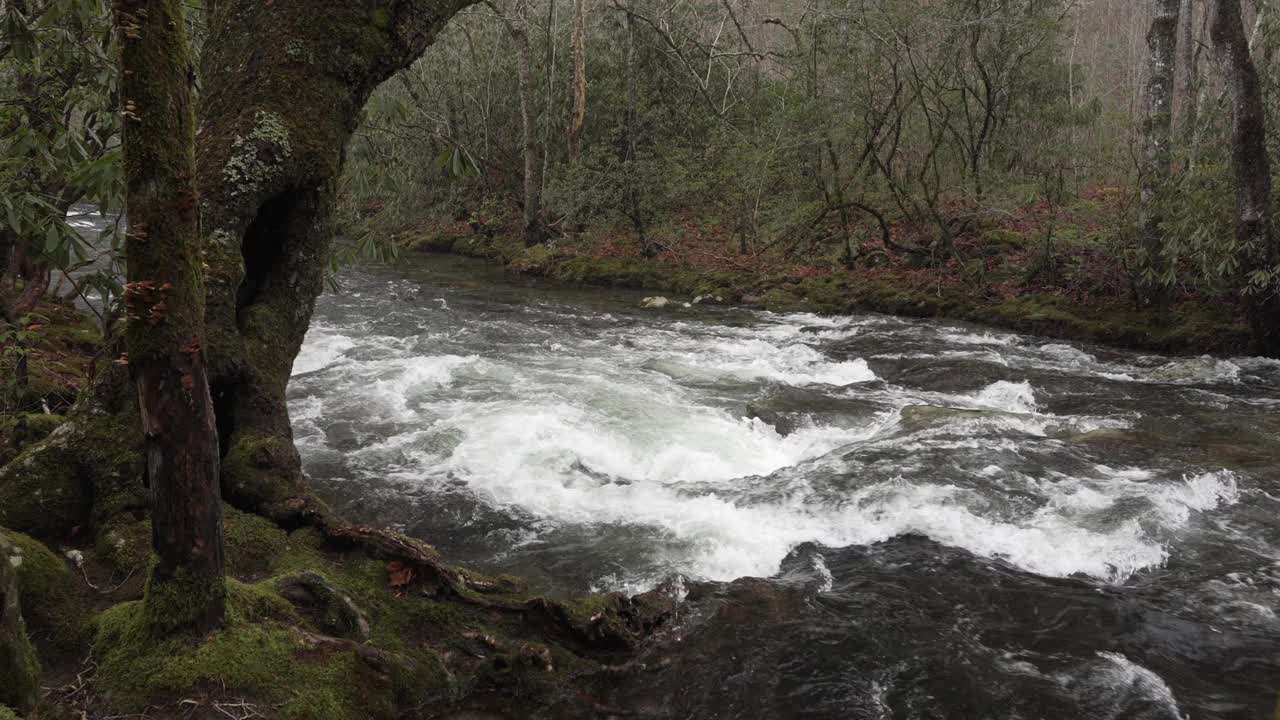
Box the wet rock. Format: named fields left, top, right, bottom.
left=276, top=572, right=371, bottom=641
left=1148, top=355, right=1239, bottom=383
left=0, top=533, right=39, bottom=715
left=692, top=294, right=725, bottom=305
left=898, top=404, right=988, bottom=431
left=640, top=296, right=670, bottom=308
left=740, top=294, right=764, bottom=306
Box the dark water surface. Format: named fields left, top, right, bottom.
left=291, top=254, right=1280, bottom=719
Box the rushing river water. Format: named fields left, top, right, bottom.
left=290, top=253, right=1280, bottom=719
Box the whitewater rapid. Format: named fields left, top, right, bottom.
left=289, top=268, right=1274, bottom=592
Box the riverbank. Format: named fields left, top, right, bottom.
left=398, top=209, right=1252, bottom=357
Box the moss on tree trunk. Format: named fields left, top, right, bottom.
left=0, top=1, right=484, bottom=542
left=115, top=0, right=227, bottom=635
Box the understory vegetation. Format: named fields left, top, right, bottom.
left=341, top=0, right=1280, bottom=353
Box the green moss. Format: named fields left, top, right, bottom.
left=94, top=519, right=151, bottom=577
left=763, top=288, right=803, bottom=312
left=0, top=431, right=90, bottom=540
left=94, top=577, right=453, bottom=720
left=0, top=535, right=40, bottom=714
left=142, top=566, right=228, bottom=636
left=0, top=704, right=21, bottom=719
left=982, top=229, right=1027, bottom=248
left=224, top=505, right=290, bottom=579
left=0, top=414, right=64, bottom=467
left=1, top=530, right=84, bottom=648
left=96, top=598, right=360, bottom=719
left=220, top=433, right=299, bottom=510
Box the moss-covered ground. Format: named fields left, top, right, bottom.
left=398, top=191, right=1251, bottom=356
left=2, top=504, right=667, bottom=719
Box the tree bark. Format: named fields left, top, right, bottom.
left=567, top=0, right=587, bottom=161
left=496, top=0, right=545, bottom=246
left=619, top=0, right=651, bottom=256
left=1177, top=0, right=1199, bottom=131
left=1211, top=0, right=1278, bottom=356
left=1138, top=0, right=1180, bottom=302
left=115, top=0, right=226, bottom=635
left=0, top=0, right=484, bottom=541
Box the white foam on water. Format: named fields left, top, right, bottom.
left=633, top=327, right=878, bottom=387
left=1148, top=356, right=1242, bottom=384
left=291, top=288, right=1253, bottom=591
left=970, top=380, right=1039, bottom=414
left=1149, top=470, right=1241, bottom=524
left=293, top=325, right=357, bottom=374
left=811, top=552, right=835, bottom=593
left=937, top=329, right=1020, bottom=346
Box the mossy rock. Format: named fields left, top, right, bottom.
left=0, top=704, right=22, bottom=719
left=0, top=426, right=91, bottom=541
left=0, top=413, right=64, bottom=467
left=0, top=529, right=84, bottom=649
left=0, top=534, right=40, bottom=714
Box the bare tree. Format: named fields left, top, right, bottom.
left=490, top=0, right=547, bottom=245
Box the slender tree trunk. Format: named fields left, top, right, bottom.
left=1138, top=0, right=1180, bottom=302
left=567, top=0, right=587, bottom=161
left=620, top=1, right=651, bottom=256
left=512, top=0, right=544, bottom=245
left=1178, top=0, right=1199, bottom=131
left=1211, top=0, right=1278, bottom=355
left=114, top=0, right=226, bottom=635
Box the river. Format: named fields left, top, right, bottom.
left=290, top=253, right=1280, bottom=719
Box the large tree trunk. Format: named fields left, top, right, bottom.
left=1138, top=0, right=1180, bottom=302
left=1211, top=0, right=1278, bottom=356
left=0, top=0, right=483, bottom=540
left=115, top=0, right=226, bottom=635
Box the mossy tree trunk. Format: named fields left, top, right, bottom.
left=196, top=0, right=481, bottom=524
left=0, top=0, right=482, bottom=541
left=1211, top=0, right=1278, bottom=356
left=115, top=0, right=226, bottom=635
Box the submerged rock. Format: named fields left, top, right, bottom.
left=0, top=533, right=39, bottom=715
left=641, top=296, right=670, bottom=308
left=898, top=404, right=989, bottom=431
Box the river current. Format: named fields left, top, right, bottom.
left=290, top=254, right=1280, bottom=719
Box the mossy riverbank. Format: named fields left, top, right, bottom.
left=401, top=221, right=1252, bottom=357
left=1, top=504, right=678, bottom=719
